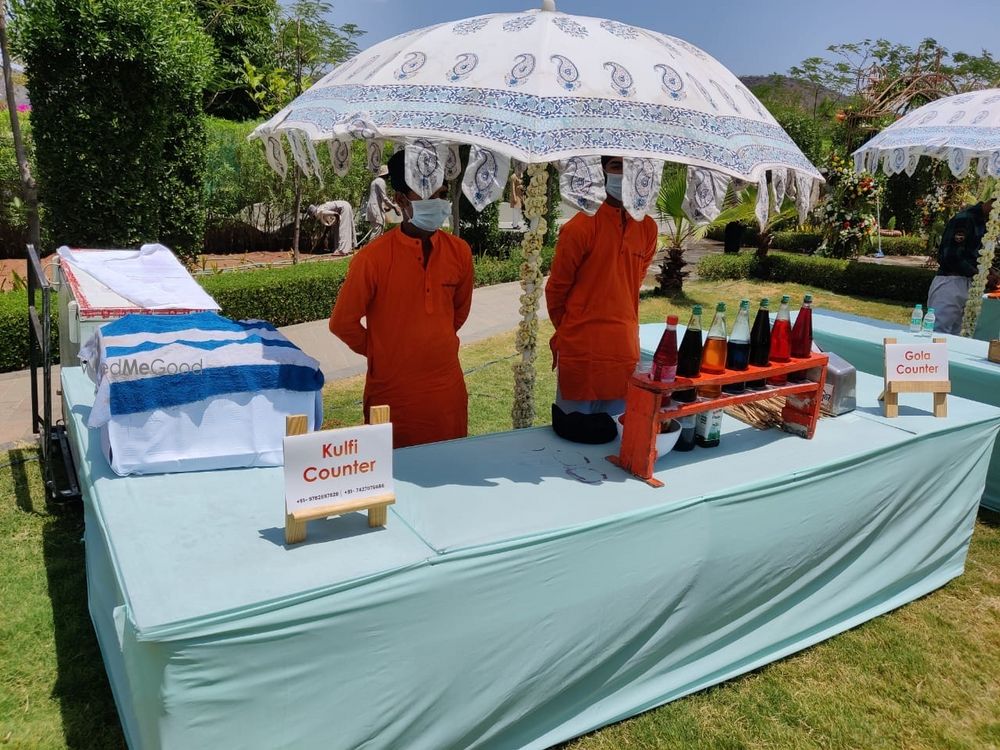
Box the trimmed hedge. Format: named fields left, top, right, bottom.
left=698, top=251, right=934, bottom=304
left=0, top=245, right=558, bottom=373
left=770, top=231, right=823, bottom=253
left=199, top=261, right=349, bottom=328
left=0, top=291, right=59, bottom=372
left=474, top=245, right=555, bottom=287
left=864, top=236, right=927, bottom=256
left=706, top=228, right=927, bottom=258
left=17, top=0, right=214, bottom=261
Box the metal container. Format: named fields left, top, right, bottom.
left=818, top=350, right=857, bottom=416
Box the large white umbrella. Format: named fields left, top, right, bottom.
left=853, top=88, right=1000, bottom=336
left=253, top=1, right=823, bottom=426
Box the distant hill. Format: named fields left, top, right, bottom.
left=739, top=74, right=846, bottom=113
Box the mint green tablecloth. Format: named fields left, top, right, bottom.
left=63, top=364, right=999, bottom=750
left=641, top=313, right=1000, bottom=512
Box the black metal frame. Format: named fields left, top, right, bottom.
left=27, top=243, right=80, bottom=503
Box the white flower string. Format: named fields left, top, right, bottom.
left=511, top=163, right=549, bottom=429
left=960, top=183, right=1000, bottom=337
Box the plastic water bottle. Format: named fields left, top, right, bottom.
left=909, top=304, right=923, bottom=334
left=921, top=307, right=936, bottom=336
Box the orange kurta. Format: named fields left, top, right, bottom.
left=329, top=227, right=473, bottom=448
left=546, top=201, right=658, bottom=401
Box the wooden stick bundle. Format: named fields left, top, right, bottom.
left=725, top=396, right=835, bottom=431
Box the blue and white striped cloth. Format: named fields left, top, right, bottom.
left=80, top=312, right=325, bottom=428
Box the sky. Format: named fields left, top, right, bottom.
left=326, top=0, right=998, bottom=78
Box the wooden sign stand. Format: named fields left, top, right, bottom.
left=989, top=339, right=1000, bottom=364
left=284, top=405, right=396, bottom=545
left=882, top=337, right=950, bottom=418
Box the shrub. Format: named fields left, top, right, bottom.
left=0, top=291, right=59, bottom=372
left=473, top=245, right=555, bottom=287
left=697, top=252, right=759, bottom=281
left=763, top=253, right=852, bottom=292
left=697, top=251, right=935, bottom=303
left=461, top=200, right=514, bottom=258
left=15, top=0, right=215, bottom=262
left=839, top=262, right=935, bottom=303
left=199, top=261, right=349, bottom=327
left=770, top=231, right=823, bottom=253
left=863, top=235, right=927, bottom=256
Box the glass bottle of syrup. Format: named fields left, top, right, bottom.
left=651, top=314, right=679, bottom=384
left=788, top=294, right=814, bottom=382
left=722, top=299, right=751, bottom=394
left=698, top=302, right=728, bottom=399
left=747, top=298, right=771, bottom=389
left=673, top=305, right=704, bottom=403
left=767, top=295, right=792, bottom=386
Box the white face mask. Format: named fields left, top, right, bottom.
left=408, top=198, right=452, bottom=232
left=605, top=173, right=623, bottom=201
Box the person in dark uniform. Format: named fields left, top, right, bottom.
left=927, top=197, right=995, bottom=334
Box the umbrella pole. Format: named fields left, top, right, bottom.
left=512, top=162, right=549, bottom=429
left=960, top=182, right=1000, bottom=337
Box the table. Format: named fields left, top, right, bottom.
left=641, top=313, right=1000, bottom=512
left=63, top=364, right=999, bottom=750
left=811, top=311, right=999, bottom=511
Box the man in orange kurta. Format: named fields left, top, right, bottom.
left=329, top=151, right=473, bottom=448
left=546, top=156, right=658, bottom=418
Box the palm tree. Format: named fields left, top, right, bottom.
left=745, top=189, right=799, bottom=259
left=655, top=170, right=756, bottom=296
left=655, top=172, right=804, bottom=295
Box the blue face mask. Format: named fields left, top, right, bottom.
left=605, top=173, right=623, bottom=201
left=409, top=198, right=452, bottom=232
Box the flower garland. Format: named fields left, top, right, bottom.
left=814, top=154, right=882, bottom=259
left=960, top=184, right=1000, bottom=337
left=511, top=163, right=548, bottom=429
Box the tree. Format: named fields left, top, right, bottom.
left=788, top=56, right=853, bottom=117
left=766, top=104, right=828, bottom=166
left=14, top=0, right=214, bottom=261
left=265, top=0, right=363, bottom=262
left=274, top=1, right=362, bottom=86
left=951, top=50, right=1000, bottom=90
left=0, top=0, right=38, bottom=256
left=196, top=0, right=279, bottom=120
left=790, top=38, right=963, bottom=153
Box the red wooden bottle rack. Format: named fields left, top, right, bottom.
left=607, top=353, right=829, bottom=487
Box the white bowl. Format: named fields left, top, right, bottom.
left=616, top=414, right=682, bottom=454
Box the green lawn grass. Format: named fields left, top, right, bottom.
left=2, top=279, right=997, bottom=749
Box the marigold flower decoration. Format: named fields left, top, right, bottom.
left=512, top=163, right=548, bottom=429
left=960, top=187, right=1000, bottom=337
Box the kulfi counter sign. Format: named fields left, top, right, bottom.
left=282, top=407, right=395, bottom=544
